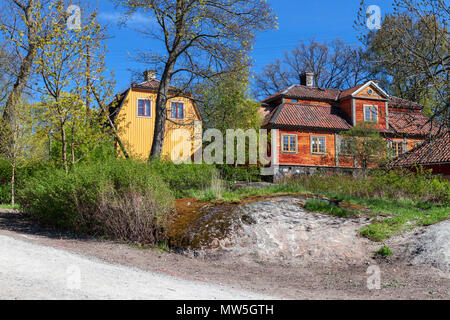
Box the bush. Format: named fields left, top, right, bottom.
left=0, top=158, right=11, bottom=204
left=283, top=169, right=450, bottom=204
left=217, top=164, right=262, bottom=183
left=148, top=159, right=219, bottom=198
left=17, top=159, right=174, bottom=245
left=0, top=159, right=48, bottom=204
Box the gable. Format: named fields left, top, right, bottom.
left=354, top=85, right=383, bottom=99
left=352, top=82, right=389, bottom=100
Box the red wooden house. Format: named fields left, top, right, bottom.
left=389, top=131, right=450, bottom=180
left=261, top=72, right=438, bottom=178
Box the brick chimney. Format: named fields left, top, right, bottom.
left=300, top=72, right=314, bottom=87
left=143, top=70, right=156, bottom=82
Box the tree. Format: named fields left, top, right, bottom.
left=0, top=0, right=59, bottom=129
left=116, top=0, right=277, bottom=160
left=254, top=39, right=373, bottom=99
left=34, top=3, right=117, bottom=170
left=357, top=0, right=449, bottom=129
left=198, top=62, right=262, bottom=133
left=0, top=101, right=45, bottom=205
left=340, top=123, right=387, bottom=171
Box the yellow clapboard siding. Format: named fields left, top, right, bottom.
left=116, top=88, right=201, bottom=161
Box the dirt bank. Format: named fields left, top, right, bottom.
left=1, top=201, right=449, bottom=300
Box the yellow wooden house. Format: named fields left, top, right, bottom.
left=109, top=70, right=202, bottom=160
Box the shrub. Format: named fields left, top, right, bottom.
left=0, top=158, right=47, bottom=205
left=283, top=169, right=450, bottom=204
left=17, top=159, right=174, bottom=245
left=0, top=158, right=11, bottom=204
left=217, top=164, right=262, bottom=183
left=148, top=159, right=219, bottom=198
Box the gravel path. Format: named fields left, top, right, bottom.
left=0, top=234, right=271, bottom=300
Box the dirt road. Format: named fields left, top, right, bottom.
left=0, top=234, right=271, bottom=300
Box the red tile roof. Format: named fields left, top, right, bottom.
left=389, top=96, right=424, bottom=110
left=263, top=103, right=352, bottom=130
left=389, top=112, right=439, bottom=136
left=261, top=85, right=341, bottom=103
left=390, top=131, right=450, bottom=167
left=338, top=84, right=364, bottom=100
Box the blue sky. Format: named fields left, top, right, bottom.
left=93, top=0, right=395, bottom=93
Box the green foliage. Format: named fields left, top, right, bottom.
left=304, top=199, right=353, bottom=217
left=17, top=159, right=174, bottom=244
left=287, top=169, right=450, bottom=204
left=198, top=62, right=263, bottom=133
left=0, top=158, right=47, bottom=204
left=147, top=159, right=219, bottom=198
left=217, top=164, right=262, bottom=183
left=375, top=245, right=393, bottom=258
left=340, top=122, right=388, bottom=169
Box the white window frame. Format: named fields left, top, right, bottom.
left=137, top=98, right=152, bottom=118
left=363, top=105, right=378, bottom=123
left=169, top=101, right=185, bottom=120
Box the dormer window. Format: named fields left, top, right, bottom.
left=364, top=105, right=378, bottom=122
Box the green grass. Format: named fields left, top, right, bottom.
left=375, top=245, right=393, bottom=257
left=0, top=204, right=20, bottom=210
left=347, top=197, right=450, bottom=241
left=304, top=199, right=354, bottom=217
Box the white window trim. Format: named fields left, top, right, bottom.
left=339, top=138, right=352, bottom=156
left=363, top=104, right=379, bottom=123
left=310, top=135, right=327, bottom=155
left=136, top=98, right=152, bottom=118
left=281, top=134, right=298, bottom=154
left=169, top=100, right=185, bottom=120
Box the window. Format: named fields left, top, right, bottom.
left=414, top=141, right=423, bottom=148
left=311, top=136, right=326, bottom=155
left=137, top=99, right=151, bottom=117
left=339, top=139, right=352, bottom=156
left=171, top=102, right=184, bottom=119
left=364, top=105, right=378, bottom=122
left=391, top=141, right=404, bottom=157
left=281, top=134, right=297, bottom=153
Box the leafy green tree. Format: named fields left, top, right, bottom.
left=0, top=100, right=46, bottom=205
left=198, top=63, right=262, bottom=133
left=357, top=0, right=449, bottom=128
left=116, top=0, right=277, bottom=160
left=340, top=123, right=387, bottom=171
left=34, top=3, right=117, bottom=170
left=0, top=0, right=66, bottom=144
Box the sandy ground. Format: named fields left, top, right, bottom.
left=0, top=208, right=449, bottom=300
left=0, top=234, right=271, bottom=300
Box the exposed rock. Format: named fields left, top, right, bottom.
left=409, top=219, right=450, bottom=273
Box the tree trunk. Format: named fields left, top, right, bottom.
left=1, top=2, right=38, bottom=154
left=149, top=60, right=176, bottom=161
left=61, top=125, right=68, bottom=172
left=11, top=161, right=15, bottom=206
